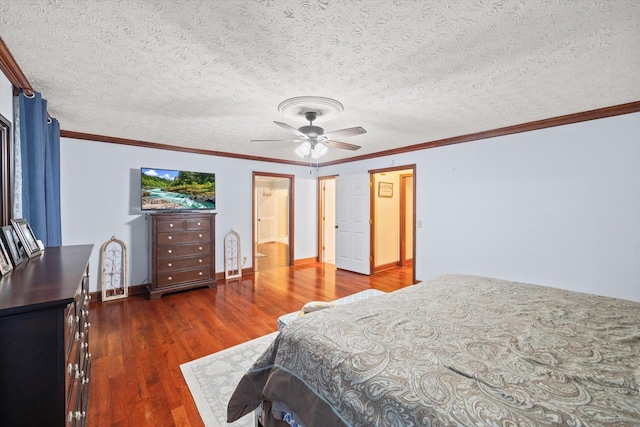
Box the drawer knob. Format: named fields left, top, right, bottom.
left=168, top=249, right=172, bottom=254
left=169, top=223, right=174, bottom=227
left=84, top=322, right=91, bottom=329
left=198, top=259, right=202, bottom=263
left=197, top=222, right=201, bottom=226
left=167, top=263, right=172, bottom=267
left=168, top=236, right=172, bottom=240
left=199, top=234, right=203, bottom=238
left=199, top=271, right=203, bottom=276
left=198, top=246, right=203, bottom=251
left=168, top=276, right=172, bottom=281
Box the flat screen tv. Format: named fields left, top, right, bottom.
left=141, top=167, right=215, bottom=211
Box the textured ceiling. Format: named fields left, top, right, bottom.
left=0, top=0, right=639, bottom=163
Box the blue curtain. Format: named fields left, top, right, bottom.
left=18, top=91, right=62, bottom=246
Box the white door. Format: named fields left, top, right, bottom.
left=257, top=187, right=275, bottom=244
left=322, top=178, right=336, bottom=263
left=335, top=174, right=371, bottom=275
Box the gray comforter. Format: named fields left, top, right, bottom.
left=228, top=274, right=640, bottom=426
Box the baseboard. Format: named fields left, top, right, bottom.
left=90, top=283, right=147, bottom=302
left=293, top=257, right=316, bottom=266
left=373, top=261, right=400, bottom=272
left=92, top=261, right=343, bottom=302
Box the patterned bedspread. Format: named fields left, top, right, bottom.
left=228, top=274, right=640, bottom=426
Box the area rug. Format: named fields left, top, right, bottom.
left=181, top=332, right=278, bottom=427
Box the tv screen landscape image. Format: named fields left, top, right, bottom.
left=141, top=167, right=215, bottom=211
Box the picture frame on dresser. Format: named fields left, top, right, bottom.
left=0, top=239, right=12, bottom=275
left=0, top=225, right=23, bottom=267
left=10, top=218, right=42, bottom=258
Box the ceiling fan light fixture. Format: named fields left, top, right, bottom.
left=311, top=142, right=328, bottom=159
left=295, top=141, right=311, bottom=158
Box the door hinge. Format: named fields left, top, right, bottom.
left=369, top=218, right=373, bottom=224
left=369, top=256, right=373, bottom=262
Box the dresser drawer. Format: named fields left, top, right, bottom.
left=156, top=229, right=211, bottom=245
left=156, top=256, right=211, bottom=272
left=156, top=242, right=211, bottom=259
left=65, top=302, right=78, bottom=361
left=186, top=218, right=211, bottom=230
left=66, top=373, right=80, bottom=426
left=156, top=219, right=187, bottom=232
left=66, top=337, right=80, bottom=411
left=157, top=268, right=213, bottom=287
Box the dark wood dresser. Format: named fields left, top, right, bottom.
left=0, top=244, right=93, bottom=426
left=149, top=212, right=216, bottom=299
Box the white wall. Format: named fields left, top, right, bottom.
left=322, top=112, right=640, bottom=302
left=60, top=138, right=318, bottom=292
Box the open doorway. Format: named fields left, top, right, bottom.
left=318, top=165, right=416, bottom=283
left=371, top=167, right=415, bottom=273
left=253, top=172, right=294, bottom=272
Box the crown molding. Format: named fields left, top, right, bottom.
left=319, top=101, right=640, bottom=167
left=0, top=37, right=33, bottom=96
left=59, top=130, right=309, bottom=166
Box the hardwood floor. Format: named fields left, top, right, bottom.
left=256, top=241, right=289, bottom=271
left=88, top=262, right=414, bottom=427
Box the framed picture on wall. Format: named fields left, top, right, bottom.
left=11, top=219, right=42, bottom=258
left=378, top=182, right=393, bottom=197
left=0, top=238, right=12, bottom=275
left=1, top=225, right=23, bottom=267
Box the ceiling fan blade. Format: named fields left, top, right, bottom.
left=250, top=138, right=303, bottom=142
left=274, top=121, right=307, bottom=138
left=323, top=126, right=366, bottom=140
left=325, top=140, right=361, bottom=151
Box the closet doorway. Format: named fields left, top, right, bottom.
left=318, top=165, right=416, bottom=283
left=371, top=166, right=415, bottom=274
left=253, top=172, right=294, bottom=272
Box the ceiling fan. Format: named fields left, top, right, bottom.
left=251, top=111, right=366, bottom=158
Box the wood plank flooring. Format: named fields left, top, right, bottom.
left=255, top=241, right=289, bottom=271
left=87, top=263, right=414, bottom=427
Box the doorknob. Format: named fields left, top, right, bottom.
left=335, top=225, right=338, bottom=229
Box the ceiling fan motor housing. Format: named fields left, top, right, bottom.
left=299, top=124, right=324, bottom=138
left=299, top=111, right=324, bottom=137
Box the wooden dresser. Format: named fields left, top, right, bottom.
left=0, top=244, right=93, bottom=426
left=149, top=212, right=216, bottom=299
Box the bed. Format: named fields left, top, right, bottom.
left=227, top=274, right=640, bottom=426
